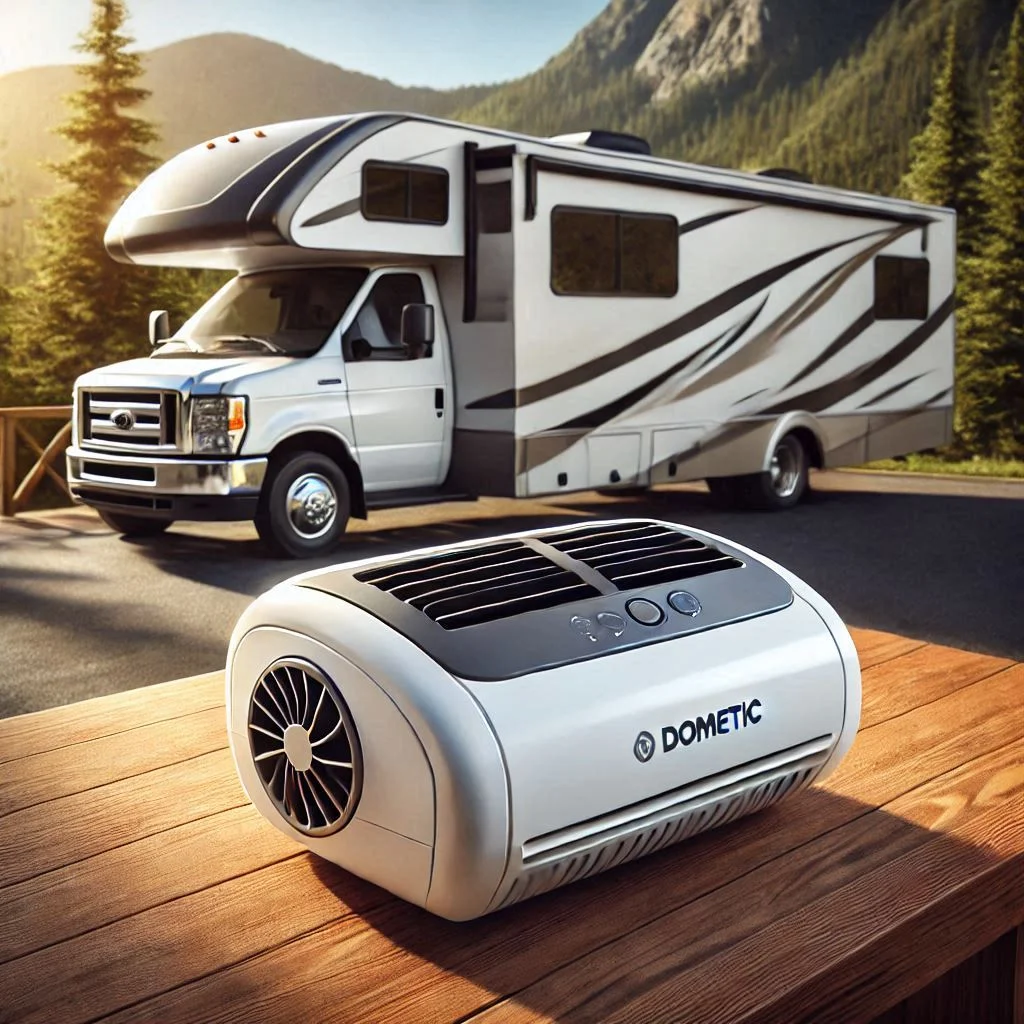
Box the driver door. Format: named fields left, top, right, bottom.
left=342, top=270, right=448, bottom=491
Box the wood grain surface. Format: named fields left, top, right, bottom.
left=0, top=629, right=1020, bottom=1024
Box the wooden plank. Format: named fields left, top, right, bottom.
left=0, top=851, right=397, bottom=1024
left=859, top=643, right=1014, bottom=730
left=893, top=926, right=1019, bottom=1024
left=0, top=707, right=228, bottom=817
left=1015, top=922, right=1024, bottom=1024
left=0, top=671, right=224, bottom=764
left=827, top=664, right=1024, bottom=807
left=0, top=749, right=246, bottom=890
left=851, top=628, right=928, bottom=670
left=11, top=420, right=72, bottom=511
left=0, top=806, right=303, bottom=965
left=471, top=804, right=1024, bottom=1024
left=0, top=414, right=15, bottom=518
left=0, top=406, right=72, bottom=417
left=90, top=679, right=1024, bottom=1024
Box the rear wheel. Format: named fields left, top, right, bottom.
left=255, top=451, right=350, bottom=559
left=706, top=432, right=810, bottom=511
left=97, top=510, right=173, bottom=537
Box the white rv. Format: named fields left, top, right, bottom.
left=66, top=111, right=956, bottom=557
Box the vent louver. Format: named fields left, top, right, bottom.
left=354, top=539, right=601, bottom=630
left=547, top=521, right=743, bottom=589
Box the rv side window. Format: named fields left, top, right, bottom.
left=874, top=256, right=929, bottom=320
left=362, top=162, right=449, bottom=225
left=550, top=206, right=678, bottom=297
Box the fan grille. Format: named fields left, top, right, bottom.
left=247, top=658, right=362, bottom=837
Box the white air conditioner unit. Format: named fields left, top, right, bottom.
left=225, top=518, right=861, bottom=921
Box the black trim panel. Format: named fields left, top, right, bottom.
left=463, top=142, right=479, bottom=323
left=299, top=521, right=794, bottom=682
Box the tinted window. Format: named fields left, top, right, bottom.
left=362, top=163, right=449, bottom=224
left=875, top=256, right=930, bottom=320
left=621, top=214, right=679, bottom=297
left=344, top=273, right=427, bottom=361
left=551, top=206, right=678, bottom=297
left=551, top=208, right=617, bottom=294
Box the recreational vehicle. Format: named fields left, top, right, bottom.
left=66, top=112, right=957, bottom=557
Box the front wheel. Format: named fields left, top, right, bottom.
left=255, top=452, right=350, bottom=559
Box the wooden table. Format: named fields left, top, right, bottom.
left=0, top=628, right=1021, bottom=1024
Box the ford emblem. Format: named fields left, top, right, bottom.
left=111, top=408, right=135, bottom=430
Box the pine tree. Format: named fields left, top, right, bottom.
left=957, top=0, right=1024, bottom=458
left=7, top=0, right=198, bottom=405
left=899, top=11, right=985, bottom=252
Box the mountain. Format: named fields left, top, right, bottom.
left=0, top=32, right=496, bottom=256
left=458, top=0, right=1020, bottom=197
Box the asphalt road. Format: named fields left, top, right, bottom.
left=1, top=470, right=1021, bottom=719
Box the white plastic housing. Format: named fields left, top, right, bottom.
left=225, top=519, right=861, bottom=921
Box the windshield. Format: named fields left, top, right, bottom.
left=155, top=267, right=369, bottom=358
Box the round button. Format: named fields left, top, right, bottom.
left=669, top=591, right=702, bottom=617
left=596, top=611, right=627, bottom=637
left=626, top=599, right=664, bottom=626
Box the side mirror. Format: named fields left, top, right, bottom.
left=400, top=303, right=435, bottom=355
left=149, top=309, right=170, bottom=347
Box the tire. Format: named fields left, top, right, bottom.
left=706, top=432, right=810, bottom=511
left=255, top=451, right=350, bottom=559
left=97, top=510, right=173, bottom=536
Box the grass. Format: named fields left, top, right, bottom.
left=856, top=454, right=1024, bottom=479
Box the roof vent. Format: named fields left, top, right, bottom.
left=549, top=130, right=652, bottom=156
left=755, top=167, right=812, bottom=184
left=546, top=521, right=743, bottom=589
left=354, top=539, right=600, bottom=630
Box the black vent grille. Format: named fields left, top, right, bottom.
left=546, top=521, right=743, bottom=589
left=353, top=539, right=600, bottom=630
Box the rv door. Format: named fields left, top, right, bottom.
left=341, top=269, right=451, bottom=492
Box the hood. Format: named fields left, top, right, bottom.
left=75, top=354, right=295, bottom=393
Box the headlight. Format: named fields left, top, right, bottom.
left=192, top=396, right=246, bottom=454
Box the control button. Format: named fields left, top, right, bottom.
left=668, top=591, right=702, bottom=617
left=596, top=612, right=627, bottom=637
left=626, top=599, right=664, bottom=626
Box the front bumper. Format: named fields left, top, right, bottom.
left=66, top=446, right=267, bottom=521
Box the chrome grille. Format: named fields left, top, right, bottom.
left=80, top=389, right=181, bottom=452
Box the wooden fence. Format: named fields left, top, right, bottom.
left=0, top=406, right=73, bottom=517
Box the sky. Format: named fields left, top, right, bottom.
left=0, top=0, right=610, bottom=87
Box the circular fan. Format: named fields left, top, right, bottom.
left=247, top=658, right=362, bottom=836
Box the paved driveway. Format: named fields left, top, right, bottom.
left=1, top=470, right=1021, bottom=718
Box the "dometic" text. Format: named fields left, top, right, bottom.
left=661, top=699, right=762, bottom=752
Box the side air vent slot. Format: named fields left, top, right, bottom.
left=354, top=540, right=600, bottom=630
left=546, top=521, right=743, bottom=589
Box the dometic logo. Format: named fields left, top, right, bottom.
left=662, top=700, right=763, bottom=753
left=633, top=731, right=656, bottom=763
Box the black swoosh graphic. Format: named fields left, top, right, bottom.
left=301, top=196, right=361, bottom=228
left=783, top=309, right=876, bottom=390
left=678, top=206, right=758, bottom=236
left=551, top=294, right=771, bottom=433
left=763, top=294, right=955, bottom=415
left=855, top=372, right=928, bottom=409
left=468, top=230, right=885, bottom=412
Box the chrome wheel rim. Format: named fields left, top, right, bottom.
left=247, top=658, right=362, bottom=837
left=769, top=437, right=803, bottom=499
left=286, top=472, right=337, bottom=539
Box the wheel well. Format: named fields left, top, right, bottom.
left=788, top=426, right=824, bottom=470
left=268, top=432, right=366, bottom=518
